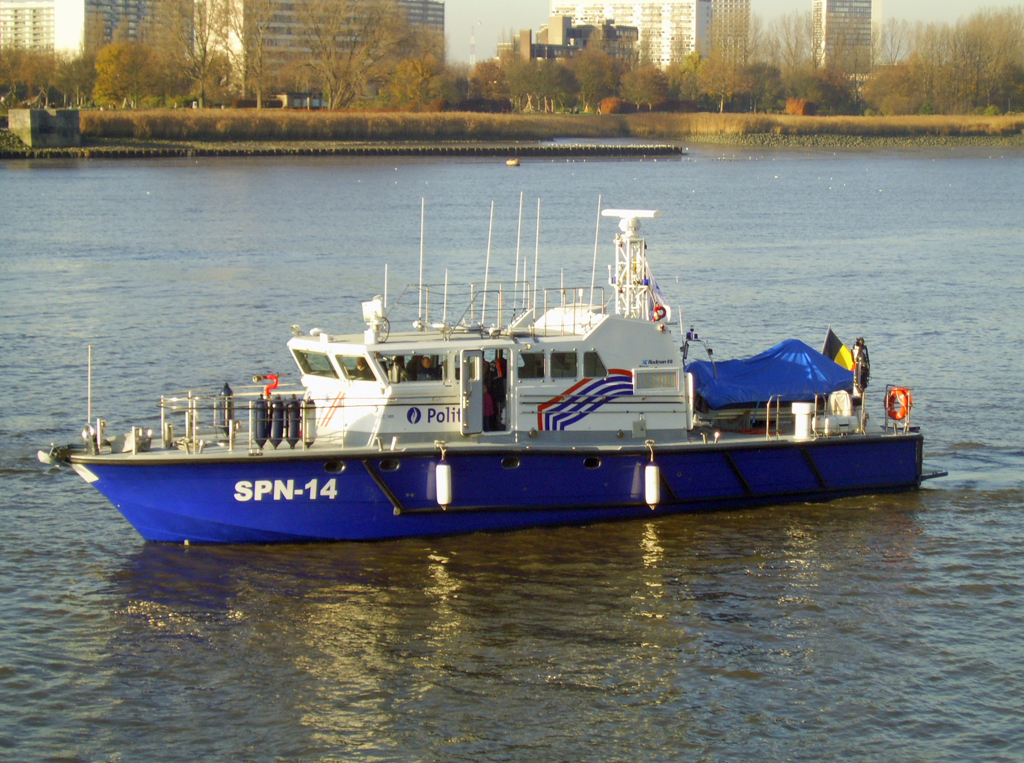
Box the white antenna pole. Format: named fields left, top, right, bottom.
left=443, top=268, right=449, bottom=324
left=532, top=198, right=541, bottom=314
left=589, top=194, right=602, bottom=309
left=522, top=246, right=529, bottom=313
left=384, top=263, right=388, bottom=308
left=482, top=200, right=494, bottom=324
left=417, top=197, right=425, bottom=325
left=513, top=191, right=523, bottom=313
left=87, top=344, right=92, bottom=422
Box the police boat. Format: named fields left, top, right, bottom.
left=38, top=209, right=940, bottom=543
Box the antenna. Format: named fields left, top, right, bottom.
left=601, top=209, right=665, bottom=320
left=482, top=200, right=494, bottom=324
left=417, top=197, right=425, bottom=329
left=470, top=21, right=481, bottom=67
left=532, top=198, right=541, bottom=314
left=589, top=194, right=602, bottom=310
left=513, top=191, right=523, bottom=314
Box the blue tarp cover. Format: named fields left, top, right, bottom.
left=688, top=338, right=854, bottom=409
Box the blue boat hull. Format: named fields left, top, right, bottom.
left=76, top=435, right=923, bottom=543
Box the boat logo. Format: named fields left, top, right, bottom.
left=407, top=407, right=422, bottom=424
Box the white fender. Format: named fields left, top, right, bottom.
left=645, top=463, right=661, bottom=509
left=436, top=462, right=452, bottom=508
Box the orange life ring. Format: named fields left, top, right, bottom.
left=886, top=386, right=913, bottom=421
left=652, top=305, right=667, bottom=322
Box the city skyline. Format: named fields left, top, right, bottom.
left=446, top=0, right=1024, bottom=61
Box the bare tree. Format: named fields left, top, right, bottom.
left=873, top=17, right=912, bottom=67
left=224, top=0, right=277, bottom=105
left=152, top=0, right=229, bottom=107
left=768, top=11, right=815, bottom=76
left=299, top=0, right=410, bottom=109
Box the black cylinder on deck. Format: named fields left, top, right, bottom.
left=220, top=382, right=234, bottom=435
left=285, top=395, right=301, bottom=449
left=270, top=395, right=285, bottom=448
left=253, top=396, right=269, bottom=447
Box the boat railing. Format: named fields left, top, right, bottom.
left=383, top=281, right=607, bottom=337
left=765, top=395, right=783, bottom=440
left=159, top=383, right=306, bottom=454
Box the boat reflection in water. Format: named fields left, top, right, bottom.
left=97, top=495, right=926, bottom=756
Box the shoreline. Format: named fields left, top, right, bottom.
left=0, top=138, right=685, bottom=160
left=3, top=110, right=1024, bottom=159
left=3, top=134, right=1023, bottom=161
left=686, top=133, right=1024, bottom=149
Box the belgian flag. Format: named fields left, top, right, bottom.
left=822, top=327, right=855, bottom=370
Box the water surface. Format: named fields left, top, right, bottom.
left=2, top=145, right=1023, bottom=761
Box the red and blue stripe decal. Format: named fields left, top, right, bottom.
left=537, top=369, right=633, bottom=431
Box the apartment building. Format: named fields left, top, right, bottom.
left=548, top=0, right=712, bottom=67
left=812, top=0, right=872, bottom=72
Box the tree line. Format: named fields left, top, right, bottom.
left=1, top=2, right=1022, bottom=116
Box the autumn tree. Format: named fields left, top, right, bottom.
left=7, top=49, right=58, bottom=107
left=568, top=47, right=620, bottom=112
left=744, top=61, right=782, bottom=112
left=94, top=41, right=155, bottom=107
left=862, top=62, right=923, bottom=114
left=666, top=51, right=702, bottom=105
left=469, top=60, right=509, bottom=101
left=505, top=59, right=576, bottom=112
left=699, top=49, right=746, bottom=112
left=621, top=64, right=669, bottom=110
left=56, top=49, right=97, bottom=107
left=381, top=55, right=440, bottom=108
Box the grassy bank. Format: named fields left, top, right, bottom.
left=3, top=111, right=1023, bottom=157
left=76, top=109, right=1024, bottom=143
left=79, top=110, right=630, bottom=142
left=626, top=113, right=1024, bottom=140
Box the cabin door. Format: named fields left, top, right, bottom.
left=460, top=350, right=484, bottom=435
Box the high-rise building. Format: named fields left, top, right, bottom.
left=1, top=0, right=154, bottom=53
left=548, top=1, right=711, bottom=68
left=1, top=0, right=442, bottom=55
left=501, top=15, right=638, bottom=63
left=231, top=0, right=445, bottom=70
left=397, top=0, right=444, bottom=34
left=708, top=0, right=749, bottom=62
left=812, top=0, right=872, bottom=72
left=1, top=0, right=56, bottom=50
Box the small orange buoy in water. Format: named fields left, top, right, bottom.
left=506, top=157, right=520, bottom=167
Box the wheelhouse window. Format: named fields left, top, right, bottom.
left=376, top=353, right=412, bottom=384
left=336, top=354, right=377, bottom=381
left=634, top=369, right=679, bottom=391
left=550, top=351, right=578, bottom=378
left=583, top=351, right=607, bottom=377
left=293, top=349, right=338, bottom=379
left=518, top=351, right=545, bottom=379
left=405, top=354, right=445, bottom=382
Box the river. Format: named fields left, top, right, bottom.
left=2, top=144, right=1023, bottom=761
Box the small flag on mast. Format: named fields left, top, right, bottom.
left=822, top=327, right=855, bottom=370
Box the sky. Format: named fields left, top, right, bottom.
left=444, top=0, right=1024, bottom=62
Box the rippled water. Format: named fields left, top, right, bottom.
left=2, top=145, right=1023, bottom=761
